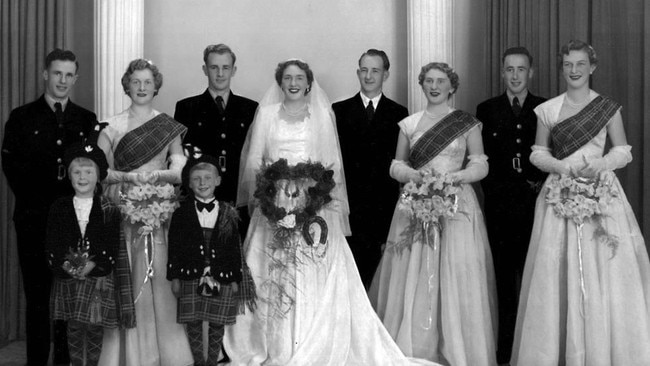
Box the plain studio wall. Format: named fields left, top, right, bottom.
left=143, top=0, right=409, bottom=115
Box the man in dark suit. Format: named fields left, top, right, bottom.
left=476, top=46, right=547, bottom=364
left=333, top=49, right=409, bottom=288
left=2, top=49, right=98, bottom=366
left=174, top=44, right=258, bottom=235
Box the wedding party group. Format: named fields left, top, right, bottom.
left=2, top=39, right=649, bottom=366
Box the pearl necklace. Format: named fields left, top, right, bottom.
left=565, top=95, right=590, bottom=107
left=424, top=108, right=449, bottom=119
left=282, top=103, right=308, bottom=117
left=128, top=107, right=155, bottom=125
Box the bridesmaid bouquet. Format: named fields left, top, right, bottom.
left=544, top=173, right=619, bottom=255
left=545, top=174, right=618, bottom=224
left=119, top=183, right=179, bottom=303
left=392, top=171, right=461, bottom=253
left=398, top=172, right=461, bottom=226
left=119, top=183, right=179, bottom=236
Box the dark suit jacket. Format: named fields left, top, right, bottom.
left=2, top=95, right=98, bottom=221
left=476, top=91, right=547, bottom=245
left=333, top=93, right=408, bottom=243
left=174, top=90, right=258, bottom=204
left=167, top=200, right=242, bottom=283
left=45, top=195, right=120, bottom=278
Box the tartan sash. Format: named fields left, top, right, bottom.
left=100, top=196, right=136, bottom=328
left=113, top=113, right=187, bottom=172
left=408, top=110, right=480, bottom=170
left=551, top=95, right=620, bottom=160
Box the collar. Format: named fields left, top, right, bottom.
left=360, top=92, right=382, bottom=109
left=195, top=198, right=219, bottom=228
left=506, top=90, right=528, bottom=106
left=207, top=89, right=230, bottom=107
left=44, top=93, right=69, bottom=112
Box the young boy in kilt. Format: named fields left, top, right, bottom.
left=168, top=154, right=256, bottom=366
left=45, top=143, right=125, bottom=365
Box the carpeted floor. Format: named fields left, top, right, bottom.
left=0, top=341, right=60, bottom=366
left=0, top=341, right=26, bottom=366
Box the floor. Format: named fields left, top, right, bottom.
left=0, top=341, right=26, bottom=366
left=0, top=341, right=63, bottom=366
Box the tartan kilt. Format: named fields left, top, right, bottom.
left=51, top=276, right=118, bottom=328
left=177, top=279, right=237, bottom=325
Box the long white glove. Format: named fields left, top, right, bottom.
left=148, top=154, right=187, bottom=184
left=529, top=145, right=571, bottom=175
left=389, top=159, right=422, bottom=183
left=584, top=145, right=632, bottom=172
left=448, top=154, right=489, bottom=184
left=104, top=169, right=140, bottom=184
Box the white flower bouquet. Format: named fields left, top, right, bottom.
left=119, top=183, right=179, bottom=236
left=398, top=171, right=461, bottom=226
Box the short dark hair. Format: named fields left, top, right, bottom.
left=358, top=49, right=390, bottom=71
left=502, top=47, right=533, bottom=67
left=274, top=59, right=314, bottom=94
left=418, top=62, right=459, bottom=97
left=121, top=59, right=164, bottom=96
left=558, top=40, right=598, bottom=68
left=203, top=44, right=237, bottom=65
left=45, top=48, right=79, bottom=73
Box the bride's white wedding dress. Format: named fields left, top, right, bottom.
left=224, top=97, right=440, bottom=366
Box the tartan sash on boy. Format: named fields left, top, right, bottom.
left=408, top=110, right=480, bottom=170
left=113, top=113, right=187, bottom=172
left=551, top=95, right=620, bottom=160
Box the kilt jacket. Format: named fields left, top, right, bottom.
left=46, top=195, right=121, bottom=279
left=167, top=200, right=244, bottom=284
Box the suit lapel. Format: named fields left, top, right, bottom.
left=63, top=197, right=83, bottom=239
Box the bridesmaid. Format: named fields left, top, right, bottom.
left=511, top=40, right=650, bottom=366
left=370, top=62, right=497, bottom=366
left=98, top=59, right=193, bottom=366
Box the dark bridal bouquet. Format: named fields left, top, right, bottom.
left=254, top=159, right=334, bottom=317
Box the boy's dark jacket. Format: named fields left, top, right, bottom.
left=167, top=199, right=243, bottom=283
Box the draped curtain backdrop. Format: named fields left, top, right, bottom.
left=0, top=0, right=68, bottom=343
left=485, top=0, right=650, bottom=239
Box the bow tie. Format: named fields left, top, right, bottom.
left=195, top=199, right=216, bottom=213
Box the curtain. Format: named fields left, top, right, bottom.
left=485, top=0, right=650, bottom=239
left=0, top=0, right=67, bottom=343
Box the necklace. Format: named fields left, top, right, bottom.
left=128, top=107, right=155, bottom=125
left=424, top=108, right=449, bottom=119
left=565, top=95, right=590, bottom=107
left=282, top=103, right=308, bottom=117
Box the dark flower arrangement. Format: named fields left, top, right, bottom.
left=253, top=158, right=335, bottom=318
left=62, top=238, right=94, bottom=277
left=254, top=158, right=334, bottom=246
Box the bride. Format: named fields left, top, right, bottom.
left=224, top=59, right=439, bottom=366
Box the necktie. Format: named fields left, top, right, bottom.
left=512, top=97, right=521, bottom=117
left=196, top=199, right=216, bottom=213
left=54, top=102, right=64, bottom=124
left=366, top=100, right=375, bottom=121
left=215, top=95, right=225, bottom=115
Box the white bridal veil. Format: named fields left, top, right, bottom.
left=236, top=62, right=350, bottom=234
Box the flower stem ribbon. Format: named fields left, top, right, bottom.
left=133, top=232, right=155, bottom=304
